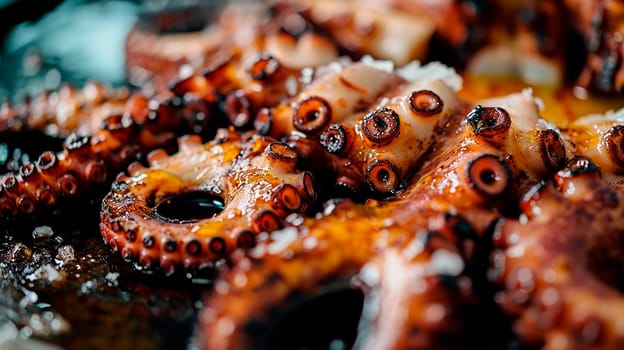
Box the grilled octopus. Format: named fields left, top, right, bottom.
left=1, top=1, right=624, bottom=350
left=194, top=64, right=575, bottom=349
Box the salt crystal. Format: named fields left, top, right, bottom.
left=32, top=226, right=54, bottom=239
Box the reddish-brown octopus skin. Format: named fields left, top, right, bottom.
left=195, top=86, right=571, bottom=349
left=100, top=129, right=315, bottom=273
left=490, top=157, right=624, bottom=349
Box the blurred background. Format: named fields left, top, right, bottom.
left=0, top=0, right=224, bottom=101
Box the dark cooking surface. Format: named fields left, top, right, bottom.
left=0, top=200, right=211, bottom=349
left=0, top=1, right=219, bottom=349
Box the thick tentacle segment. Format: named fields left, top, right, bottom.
left=490, top=157, right=624, bottom=349
left=196, top=202, right=482, bottom=350
left=321, top=78, right=463, bottom=195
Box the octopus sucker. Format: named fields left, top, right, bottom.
left=262, top=60, right=404, bottom=139
left=490, top=157, right=624, bottom=349
left=99, top=129, right=314, bottom=272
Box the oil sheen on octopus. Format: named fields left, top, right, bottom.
left=195, top=77, right=573, bottom=350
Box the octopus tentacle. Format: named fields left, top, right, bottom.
left=196, top=202, right=482, bottom=350
left=0, top=86, right=213, bottom=220
left=490, top=156, right=624, bottom=349
left=475, top=91, right=570, bottom=178
left=321, top=77, right=463, bottom=195
left=354, top=247, right=477, bottom=350
left=99, top=130, right=314, bottom=273
left=259, top=59, right=404, bottom=138
left=0, top=133, right=118, bottom=217
left=0, top=50, right=320, bottom=221
left=564, top=108, right=624, bottom=187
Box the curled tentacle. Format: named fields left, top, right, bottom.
left=490, top=157, right=624, bottom=349
left=0, top=48, right=322, bottom=221
left=99, top=130, right=314, bottom=273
